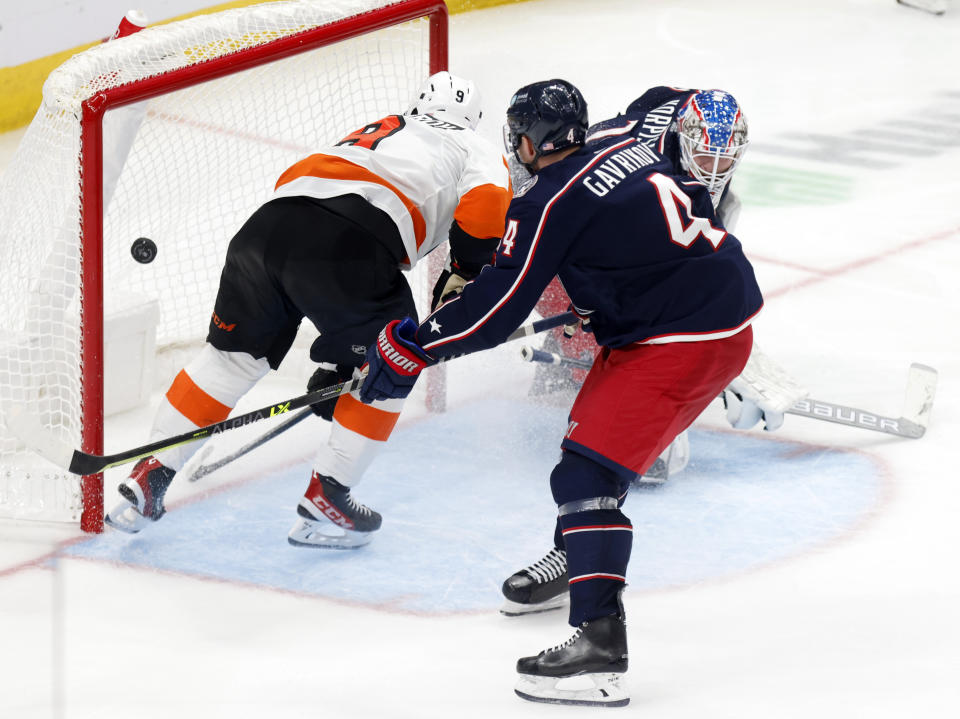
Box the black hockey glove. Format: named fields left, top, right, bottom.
left=306, top=363, right=356, bottom=420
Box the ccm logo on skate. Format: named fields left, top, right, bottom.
left=377, top=331, right=424, bottom=375
left=311, top=494, right=353, bottom=529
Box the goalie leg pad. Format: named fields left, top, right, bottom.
left=635, top=430, right=689, bottom=485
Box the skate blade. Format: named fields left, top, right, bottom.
left=633, top=473, right=668, bottom=487
left=500, top=593, right=568, bottom=617
left=103, top=501, right=152, bottom=534
left=515, top=672, right=629, bottom=707
left=287, top=517, right=373, bottom=550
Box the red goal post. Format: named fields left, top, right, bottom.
left=0, top=0, right=449, bottom=532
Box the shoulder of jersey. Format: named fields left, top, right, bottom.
left=585, top=116, right=636, bottom=144
left=626, top=85, right=695, bottom=114
left=588, top=133, right=636, bottom=153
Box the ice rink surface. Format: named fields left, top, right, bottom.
left=2, top=0, right=959, bottom=716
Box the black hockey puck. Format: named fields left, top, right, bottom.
left=131, top=237, right=158, bottom=264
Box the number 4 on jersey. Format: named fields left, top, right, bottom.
left=648, top=173, right=727, bottom=249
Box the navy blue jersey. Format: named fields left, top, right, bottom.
left=414, top=134, right=763, bottom=359
left=585, top=86, right=695, bottom=169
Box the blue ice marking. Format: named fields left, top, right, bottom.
left=66, top=399, right=882, bottom=613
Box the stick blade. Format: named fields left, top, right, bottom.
left=902, top=363, right=938, bottom=433
left=183, top=444, right=216, bottom=482
left=1, top=403, right=77, bottom=471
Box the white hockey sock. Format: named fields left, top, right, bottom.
left=310, top=371, right=405, bottom=487
left=152, top=345, right=270, bottom=470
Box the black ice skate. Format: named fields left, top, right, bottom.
left=515, top=612, right=629, bottom=707
left=501, top=547, right=569, bottom=616
left=288, top=471, right=382, bottom=549
left=104, top=456, right=176, bottom=533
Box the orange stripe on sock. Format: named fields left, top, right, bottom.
left=332, top=393, right=400, bottom=441
left=165, top=370, right=232, bottom=427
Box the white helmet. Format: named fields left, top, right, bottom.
left=406, top=71, right=482, bottom=130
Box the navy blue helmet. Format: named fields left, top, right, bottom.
left=504, top=79, right=588, bottom=164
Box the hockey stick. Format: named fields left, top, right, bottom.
left=519, top=347, right=938, bottom=440
left=785, top=363, right=937, bottom=439
left=184, top=406, right=314, bottom=482
left=896, top=0, right=947, bottom=16
left=182, top=310, right=577, bottom=481
left=4, top=312, right=577, bottom=477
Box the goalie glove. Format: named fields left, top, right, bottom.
left=722, top=345, right=808, bottom=431
left=359, top=318, right=436, bottom=404
left=723, top=380, right=784, bottom=431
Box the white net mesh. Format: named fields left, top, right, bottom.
left=0, top=0, right=439, bottom=522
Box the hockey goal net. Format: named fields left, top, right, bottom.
left=0, top=0, right=448, bottom=531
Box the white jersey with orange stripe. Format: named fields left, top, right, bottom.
left=273, top=112, right=511, bottom=270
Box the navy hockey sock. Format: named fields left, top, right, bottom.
left=550, top=450, right=633, bottom=626
left=559, top=507, right=632, bottom=626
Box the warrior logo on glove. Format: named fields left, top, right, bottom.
left=376, top=325, right=429, bottom=375
left=360, top=318, right=436, bottom=404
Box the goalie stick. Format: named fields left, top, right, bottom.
left=896, top=0, right=947, bottom=16
left=519, top=346, right=938, bottom=440
left=4, top=312, right=577, bottom=477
